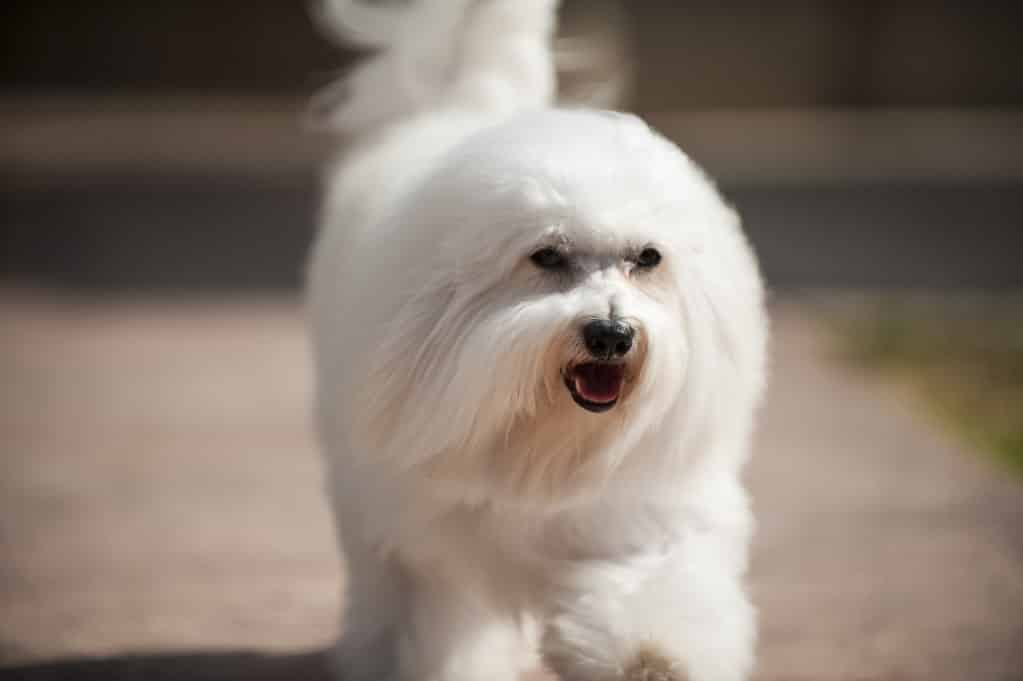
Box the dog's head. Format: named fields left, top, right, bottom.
left=350, top=111, right=765, bottom=502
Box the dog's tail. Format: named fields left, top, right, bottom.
left=310, top=0, right=560, bottom=135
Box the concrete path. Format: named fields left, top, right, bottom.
left=749, top=305, right=1023, bottom=681
left=1, top=292, right=1020, bottom=680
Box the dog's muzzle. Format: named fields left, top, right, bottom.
left=564, top=319, right=634, bottom=413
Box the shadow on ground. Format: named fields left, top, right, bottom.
left=0, top=650, right=334, bottom=681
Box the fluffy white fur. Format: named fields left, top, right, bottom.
left=307, top=2, right=767, bottom=680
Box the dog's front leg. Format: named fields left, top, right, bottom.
left=394, top=568, right=533, bottom=681
left=541, top=533, right=755, bottom=681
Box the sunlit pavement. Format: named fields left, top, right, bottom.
left=1, top=292, right=1020, bottom=680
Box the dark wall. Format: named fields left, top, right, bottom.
left=2, top=0, right=352, bottom=94
left=4, top=1, right=1022, bottom=108
left=5, top=173, right=1023, bottom=292
left=632, top=1, right=1023, bottom=110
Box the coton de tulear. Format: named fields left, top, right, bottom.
left=307, top=2, right=767, bottom=680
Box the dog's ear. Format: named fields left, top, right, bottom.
left=349, top=279, right=459, bottom=464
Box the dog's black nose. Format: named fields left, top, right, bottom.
left=582, top=319, right=634, bottom=360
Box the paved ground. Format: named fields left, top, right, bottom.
left=1, top=292, right=1021, bottom=680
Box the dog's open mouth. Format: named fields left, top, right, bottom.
left=564, top=362, right=626, bottom=413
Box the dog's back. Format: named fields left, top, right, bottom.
left=309, top=0, right=560, bottom=253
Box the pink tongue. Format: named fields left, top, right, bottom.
left=574, top=363, right=625, bottom=403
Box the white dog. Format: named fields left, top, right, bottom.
left=307, top=2, right=767, bottom=680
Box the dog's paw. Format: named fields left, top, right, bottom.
left=622, top=646, right=687, bottom=681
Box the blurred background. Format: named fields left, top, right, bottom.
left=2, top=2, right=1022, bottom=680
left=4, top=0, right=1023, bottom=289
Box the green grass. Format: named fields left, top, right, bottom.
left=827, top=297, right=1023, bottom=476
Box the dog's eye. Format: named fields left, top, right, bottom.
left=636, top=247, right=662, bottom=269
left=530, top=247, right=566, bottom=270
